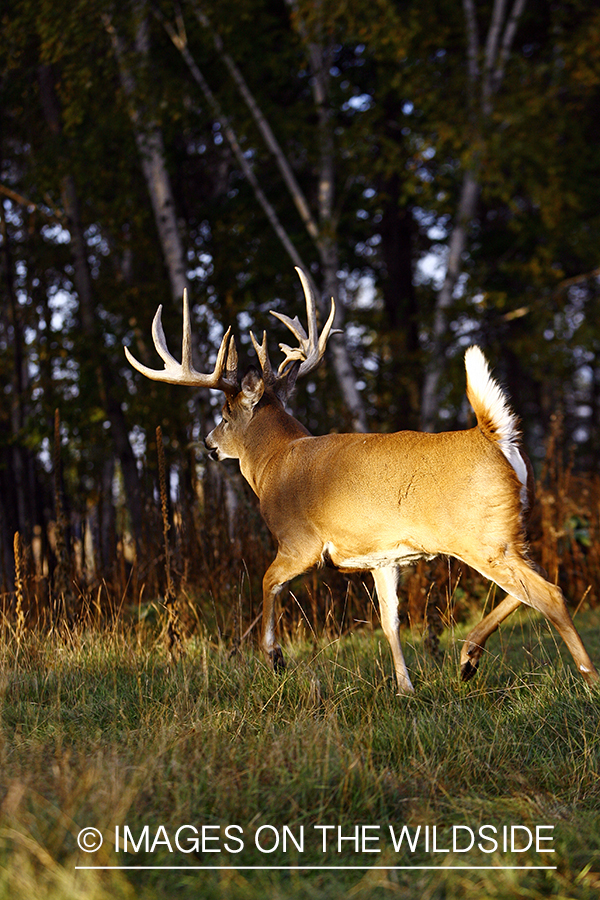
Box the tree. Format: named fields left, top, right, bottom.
left=152, top=0, right=369, bottom=429
left=419, top=0, right=528, bottom=430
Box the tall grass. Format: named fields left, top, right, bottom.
left=5, top=426, right=600, bottom=652
left=0, top=606, right=599, bottom=899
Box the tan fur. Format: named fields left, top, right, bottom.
left=207, top=381, right=598, bottom=693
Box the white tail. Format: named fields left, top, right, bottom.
left=126, top=269, right=599, bottom=694
left=465, top=345, right=530, bottom=508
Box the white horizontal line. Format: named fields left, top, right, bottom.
left=76, top=865, right=557, bottom=871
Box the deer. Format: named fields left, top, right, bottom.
left=125, top=267, right=599, bottom=694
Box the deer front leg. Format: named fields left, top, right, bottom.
left=261, top=579, right=286, bottom=672
left=261, top=548, right=316, bottom=673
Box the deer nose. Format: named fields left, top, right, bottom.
left=204, top=436, right=220, bottom=461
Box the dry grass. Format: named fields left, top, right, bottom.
left=6, top=444, right=600, bottom=668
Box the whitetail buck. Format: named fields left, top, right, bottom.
left=125, top=268, right=599, bottom=693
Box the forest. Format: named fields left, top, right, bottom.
left=2, top=0, right=600, bottom=633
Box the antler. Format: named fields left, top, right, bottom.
left=274, top=267, right=337, bottom=376
left=249, top=267, right=337, bottom=388
left=126, top=269, right=336, bottom=395
left=125, top=289, right=239, bottom=392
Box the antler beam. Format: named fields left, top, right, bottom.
left=125, top=289, right=238, bottom=392
left=126, top=268, right=336, bottom=396
left=248, top=267, right=338, bottom=390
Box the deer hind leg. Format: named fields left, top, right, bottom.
left=372, top=567, right=414, bottom=694
left=460, top=594, right=522, bottom=681
left=462, top=554, right=599, bottom=686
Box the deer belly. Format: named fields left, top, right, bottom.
left=322, top=541, right=435, bottom=572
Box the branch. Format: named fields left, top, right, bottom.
left=555, top=267, right=600, bottom=294
left=284, top=0, right=336, bottom=232
left=156, top=1, right=367, bottom=430
left=104, top=8, right=190, bottom=302
left=421, top=0, right=527, bottom=431
left=492, top=0, right=528, bottom=94
left=191, top=1, right=321, bottom=244
left=0, top=182, right=66, bottom=224
left=462, top=0, right=480, bottom=89
left=482, top=0, right=508, bottom=113
left=282, top=0, right=367, bottom=432
left=151, top=2, right=310, bottom=277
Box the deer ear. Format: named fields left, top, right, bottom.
left=240, top=367, right=265, bottom=409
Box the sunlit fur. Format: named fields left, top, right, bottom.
left=128, top=282, right=599, bottom=694
left=465, top=345, right=529, bottom=508
left=204, top=348, right=599, bottom=693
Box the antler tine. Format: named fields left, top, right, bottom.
left=180, top=286, right=193, bottom=371
left=124, top=289, right=238, bottom=391
left=296, top=266, right=319, bottom=348
left=271, top=267, right=338, bottom=377
left=225, top=333, right=239, bottom=387
left=250, top=329, right=276, bottom=384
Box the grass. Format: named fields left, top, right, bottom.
left=0, top=606, right=599, bottom=899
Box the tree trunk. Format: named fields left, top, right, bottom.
left=38, top=64, right=144, bottom=549
left=420, top=171, right=480, bottom=429
left=420, top=0, right=527, bottom=430
left=159, top=1, right=368, bottom=431
left=106, top=10, right=189, bottom=303
left=1, top=195, right=34, bottom=539
left=378, top=175, right=420, bottom=427
left=297, top=11, right=368, bottom=431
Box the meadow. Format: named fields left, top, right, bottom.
left=1, top=438, right=600, bottom=899
left=0, top=597, right=599, bottom=900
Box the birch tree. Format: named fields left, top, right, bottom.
left=104, top=6, right=190, bottom=304
left=154, top=0, right=368, bottom=430
left=420, top=0, right=527, bottom=430
left=285, top=0, right=368, bottom=432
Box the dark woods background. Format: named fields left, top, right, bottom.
left=2, top=0, right=600, bottom=645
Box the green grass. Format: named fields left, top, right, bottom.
left=0, top=607, right=599, bottom=899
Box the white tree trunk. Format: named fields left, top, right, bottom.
left=161, top=1, right=368, bottom=430
left=287, top=2, right=368, bottom=431
left=105, top=10, right=189, bottom=303
left=420, top=0, right=527, bottom=430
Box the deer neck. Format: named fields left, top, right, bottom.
left=238, top=401, right=310, bottom=497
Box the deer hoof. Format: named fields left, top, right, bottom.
left=460, top=658, right=479, bottom=682
left=269, top=648, right=286, bottom=673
